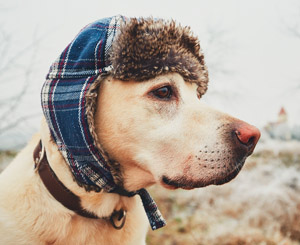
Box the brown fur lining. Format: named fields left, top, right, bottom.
left=86, top=74, right=124, bottom=189
left=110, top=18, right=209, bottom=98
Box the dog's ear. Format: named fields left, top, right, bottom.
left=109, top=18, right=209, bottom=98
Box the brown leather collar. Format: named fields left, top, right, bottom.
left=33, top=140, right=126, bottom=229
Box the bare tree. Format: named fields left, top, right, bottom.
left=283, top=2, right=300, bottom=39
left=286, top=22, right=300, bottom=38
left=0, top=27, right=41, bottom=135
left=280, top=3, right=300, bottom=92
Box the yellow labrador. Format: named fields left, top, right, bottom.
left=0, top=17, right=260, bottom=245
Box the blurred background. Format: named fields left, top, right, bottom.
left=0, top=0, right=299, bottom=244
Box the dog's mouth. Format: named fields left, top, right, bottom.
left=161, top=159, right=246, bottom=190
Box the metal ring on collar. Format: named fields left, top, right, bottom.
left=110, top=209, right=126, bottom=230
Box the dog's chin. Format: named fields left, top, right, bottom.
left=161, top=160, right=245, bottom=190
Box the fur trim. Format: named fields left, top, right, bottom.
left=110, top=18, right=209, bottom=98
left=86, top=74, right=124, bottom=188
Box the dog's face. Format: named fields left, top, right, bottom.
left=95, top=72, right=260, bottom=191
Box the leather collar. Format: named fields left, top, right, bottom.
left=33, top=140, right=126, bottom=229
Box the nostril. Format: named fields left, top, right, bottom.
left=235, top=130, right=246, bottom=145
left=235, top=125, right=260, bottom=148
left=246, top=136, right=255, bottom=147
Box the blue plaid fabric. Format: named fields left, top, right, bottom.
left=41, top=15, right=166, bottom=230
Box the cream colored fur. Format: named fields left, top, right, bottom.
left=0, top=72, right=256, bottom=244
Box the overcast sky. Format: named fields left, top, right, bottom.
left=0, top=0, right=300, bottom=148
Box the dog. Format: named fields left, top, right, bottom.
left=0, top=16, right=260, bottom=244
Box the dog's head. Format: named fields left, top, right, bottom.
left=90, top=17, right=260, bottom=192
left=94, top=72, right=260, bottom=192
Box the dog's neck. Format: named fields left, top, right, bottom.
left=40, top=119, right=136, bottom=219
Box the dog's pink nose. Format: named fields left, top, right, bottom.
left=235, top=123, right=260, bottom=150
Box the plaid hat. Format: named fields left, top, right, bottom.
left=41, top=15, right=208, bottom=230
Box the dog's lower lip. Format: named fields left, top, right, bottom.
left=161, top=160, right=246, bottom=189
left=214, top=163, right=243, bottom=185
left=161, top=175, right=205, bottom=189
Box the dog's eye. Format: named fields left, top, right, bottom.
left=152, top=86, right=173, bottom=99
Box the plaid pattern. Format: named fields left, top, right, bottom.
left=138, top=189, right=166, bottom=230
left=41, top=15, right=165, bottom=230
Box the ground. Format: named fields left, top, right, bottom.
left=1, top=140, right=300, bottom=245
